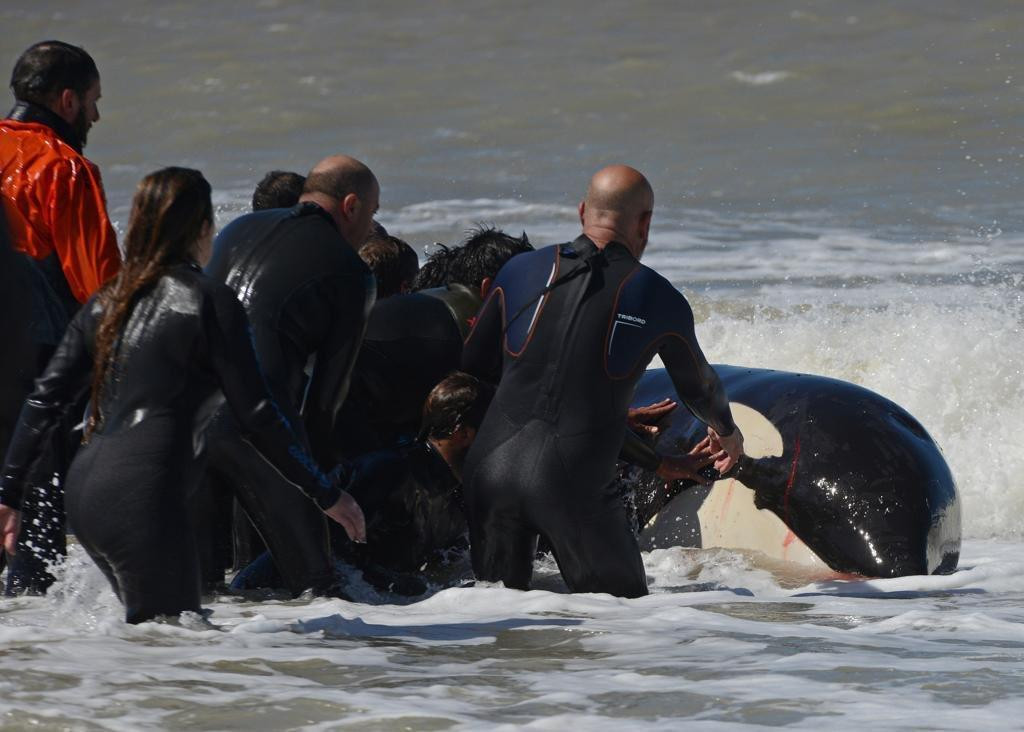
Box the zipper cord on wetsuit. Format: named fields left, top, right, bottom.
left=502, top=248, right=605, bottom=336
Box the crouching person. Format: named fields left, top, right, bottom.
left=233, top=372, right=494, bottom=596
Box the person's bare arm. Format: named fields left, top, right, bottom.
left=658, top=295, right=744, bottom=472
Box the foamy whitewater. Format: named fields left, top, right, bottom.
left=2, top=1, right=1024, bottom=729
left=3, top=541, right=1024, bottom=729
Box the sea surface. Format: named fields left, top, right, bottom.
left=1, top=1, right=1022, bottom=729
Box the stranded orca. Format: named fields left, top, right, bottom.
left=628, top=365, right=961, bottom=578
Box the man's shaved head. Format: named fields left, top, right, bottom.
left=301, top=154, right=380, bottom=249
left=302, top=155, right=377, bottom=202
left=579, top=165, right=654, bottom=257
left=584, top=165, right=653, bottom=217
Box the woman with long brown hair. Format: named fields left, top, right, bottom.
left=0, top=167, right=365, bottom=623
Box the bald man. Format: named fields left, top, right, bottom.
left=461, top=165, right=743, bottom=597
left=200, top=155, right=378, bottom=596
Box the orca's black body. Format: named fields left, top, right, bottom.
left=630, top=366, right=961, bottom=577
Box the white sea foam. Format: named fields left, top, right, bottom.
left=381, top=198, right=578, bottom=239
left=729, top=70, right=794, bottom=85
left=2, top=541, right=1023, bottom=729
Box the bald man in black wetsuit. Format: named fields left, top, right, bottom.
left=461, top=165, right=745, bottom=597
left=203, top=155, right=377, bottom=596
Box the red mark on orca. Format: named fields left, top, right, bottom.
left=783, top=436, right=801, bottom=526
left=719, top=481, right=735, bottom=520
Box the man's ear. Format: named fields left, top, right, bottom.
left=452, top=425, right=476, bottom=449
left=637, top=210, right=653, bottom=249
left=578, top=200, right=586, bottom=226
left=340, top=192, right=361, bottom=222
left=479, top=276, right=493, bottom=300
left=54, top=88, right=80, bottom=125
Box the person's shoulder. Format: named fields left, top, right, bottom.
left=0, top=119, right=61, bottom=149
left=518, top=242, right=562, bottom=264
left=373, top=291, right=449, bottom=318
left=215, top=206, right=292, bottom=243
left=82, top=292, right=106, bottom=319
left=616, top=261, right=693, bottom=329
left=281, top=204, right=366, bottom=271
left=278, top=202, right=342, bottom=241
left=167, top=264, right=241, bottom=309
left=210, top=206, right=331, bottom=276
left=633, top=261, right=685, bottom=299
left=350, top=443, right=415, bottom=489
left=492, top=243, right=559, bottom=286
left=2, top=122, right=94, bottom=174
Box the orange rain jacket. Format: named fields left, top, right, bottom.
left=0, top=118, right=120, bottom=303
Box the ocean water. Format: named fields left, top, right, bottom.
left=2, top=541, right=1024, bottom=730
left=2, top=1, right=1023, bottom=728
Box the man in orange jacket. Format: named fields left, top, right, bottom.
left=0, top=40, right=121, bottom=593
left=1, top=40, right=120, bottom=324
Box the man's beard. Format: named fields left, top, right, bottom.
left=72, top=104, right=90, bottom=148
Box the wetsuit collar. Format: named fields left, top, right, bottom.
left=420, top=439, right=463, bottom=494
left=422, top=439, right=451, bottom=471
left=7, top=100, right=83, bottom=153
left=571, top=234, right=635, bottom=262
left=291, top=201, right=339, bottom=230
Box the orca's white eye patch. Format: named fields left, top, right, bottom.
left=728, top=402, right=783, bottom=459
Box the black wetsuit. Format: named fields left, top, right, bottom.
left=237, top=439, right=465, bottom=596
left=333, top=293, right=464, bottom=458
left=417, top=283, right=482, bottom=341
left=461, top=235, right=736, bottom=597
left=203, top=202, right=374, bottom=593
left=0, top=207, right=34, bottom=468
left=333, top=440, right=463, bottom=571
left=0, top=263, right=340, bottom=623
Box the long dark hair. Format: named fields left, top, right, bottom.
left=87, top=167, right=212, bottom=437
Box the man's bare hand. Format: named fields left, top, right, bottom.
left=708, top=426, right=745, bottom=475
left=0, top=505, right=21, bottom=556
left=627, top=398, right=678, bottom=437
left=655, top=436, right=720, bottom=484
left=323, top=491, right=366, bottom=544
